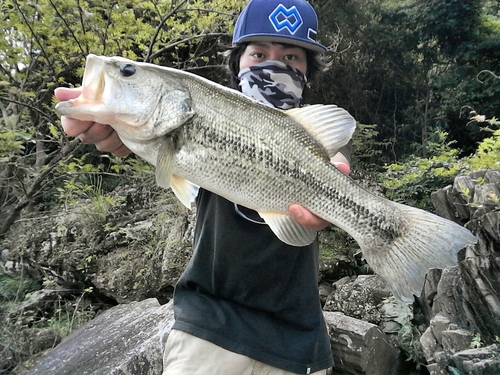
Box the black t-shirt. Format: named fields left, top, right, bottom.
left=172, top=189, right=333, bottom=374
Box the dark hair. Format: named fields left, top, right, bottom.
left=224, top=42, right=327, bottom=90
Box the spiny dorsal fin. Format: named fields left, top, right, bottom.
left=286, top=104, right=356, bottom=157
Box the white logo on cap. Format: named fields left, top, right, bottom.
left=268, top=4, right=303, bottom=34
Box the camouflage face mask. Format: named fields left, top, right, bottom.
left=238, top=60, right=307, bottom=109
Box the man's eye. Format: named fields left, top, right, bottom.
left=283, top=55, right=296, bottom=61
left=120, top=64, right=136, bottom=77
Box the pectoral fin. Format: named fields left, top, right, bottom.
left=258, top=211, right=317, bottom=246
left=286, top=104, right=356, bottom=157
left=156, top=138, right=176, bottom=189
left=156, top=139, right=198, bottom=209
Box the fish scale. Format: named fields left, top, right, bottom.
left=55, top=54, right=477, bottom=302
left=168, top=93, right=428, bottom=268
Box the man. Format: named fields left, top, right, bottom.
left=55, top=1, right=351, bottom=374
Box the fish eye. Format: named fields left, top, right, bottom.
left=120, top=64, right=136, bottom=77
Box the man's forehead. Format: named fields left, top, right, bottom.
left=248, top=41, right=305, bottom=51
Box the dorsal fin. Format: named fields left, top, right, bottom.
left=286, top=104, right=356, bottom=157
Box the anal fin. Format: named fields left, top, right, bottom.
left=259, top=211, right=317, bottom=247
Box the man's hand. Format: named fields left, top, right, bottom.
left=54, top=87, right=131, bottom=156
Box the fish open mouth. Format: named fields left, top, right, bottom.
left=78, top=54, right=107, bottom=104
left=55, top=55, right=118, bottom=122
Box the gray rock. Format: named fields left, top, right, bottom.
left=422, top=169, right=500, bottom=374
left=324, top=311, right=405, bottom=375
left=27, top=298, right=174, bottom=375
left=323, top=275, right=391, bottom=324
left=21, top=328, right=62, bottom=355
left=8, top=289, right=72, bottom=324
left=426, top=362, right=448, bottom=375
left=441, top=329, right=473, bottom=353
left=420, top=327, right=439, bottom=362
left=451, top=345, right=500, bottom=375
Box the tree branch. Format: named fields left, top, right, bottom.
left=148, top=33, right=231, bottom=62
left=0, top=97, right=55, bottom=123
left=0, top=138, right=81, bottom=239
left=12, top=0, right=54, bottom=74
left=144, top=0, right=190, bottom=62
left=47, top=0, right=87, bottom=56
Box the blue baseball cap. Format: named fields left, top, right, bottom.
left=233, top=0, right=327, bottom=53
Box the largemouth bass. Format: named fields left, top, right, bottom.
left=55, top=54, right=477, bottom=302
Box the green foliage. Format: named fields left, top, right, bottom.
left=0, top=269, right=40, bottom=303
left=466, top=127, right=500, bottom=170
left=0, top=272, right=95, bottom=372
left=379, top=111, right=500, bottom=209
left=57, top=172, right=124, bottom=215
left=0, top=129, right=33, bottom=161
left=399, top=323, right=426, bottom=369
left=0, top=0, right=245, bottom=237
left=50, top=156, right=155, bottom=226
left=319, top=226, right=358, bottom=259
left=380, top=131, right=466, bottom=209
left=471, top=333, right=483, bottom=349
left=36, top=288, right=96, bottom=337
left=351, top=123, right=390, bottom=170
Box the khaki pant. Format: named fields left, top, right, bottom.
left=163, top=329, right=327, bottom=375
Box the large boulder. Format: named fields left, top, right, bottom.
left=27, top=299, right=174, bottom=375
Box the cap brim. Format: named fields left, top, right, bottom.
left=235, top=34, right=327, bottom=53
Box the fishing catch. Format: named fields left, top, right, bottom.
left=55, top=54, right=477, bottom=303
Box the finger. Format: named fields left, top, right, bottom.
left=333, top=162, right=350, bottom=175
left=55, top=88, right=131, bottom=156
left=94, top=131, right=132, bottom=155
left=61, top=116, right=95, bottom=137
left=111, top=144, right=133, bottom=157
left=288, top=204, right=329, bottom=231
left=62, top=116, right=116, bottom=146
left=78, top=124, right=116, bottom=145
left=331, top=152, right=351, bottom=175
left=54, top=87, right=82, bottom=101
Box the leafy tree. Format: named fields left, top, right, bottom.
left=311, top=0, right=500, bottom=164
left=406, top=0, right=500, bottom=154
left=0, top=0, right=245, bottom=238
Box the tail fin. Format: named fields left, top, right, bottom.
left=361, top=203, right=477, bottom=303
